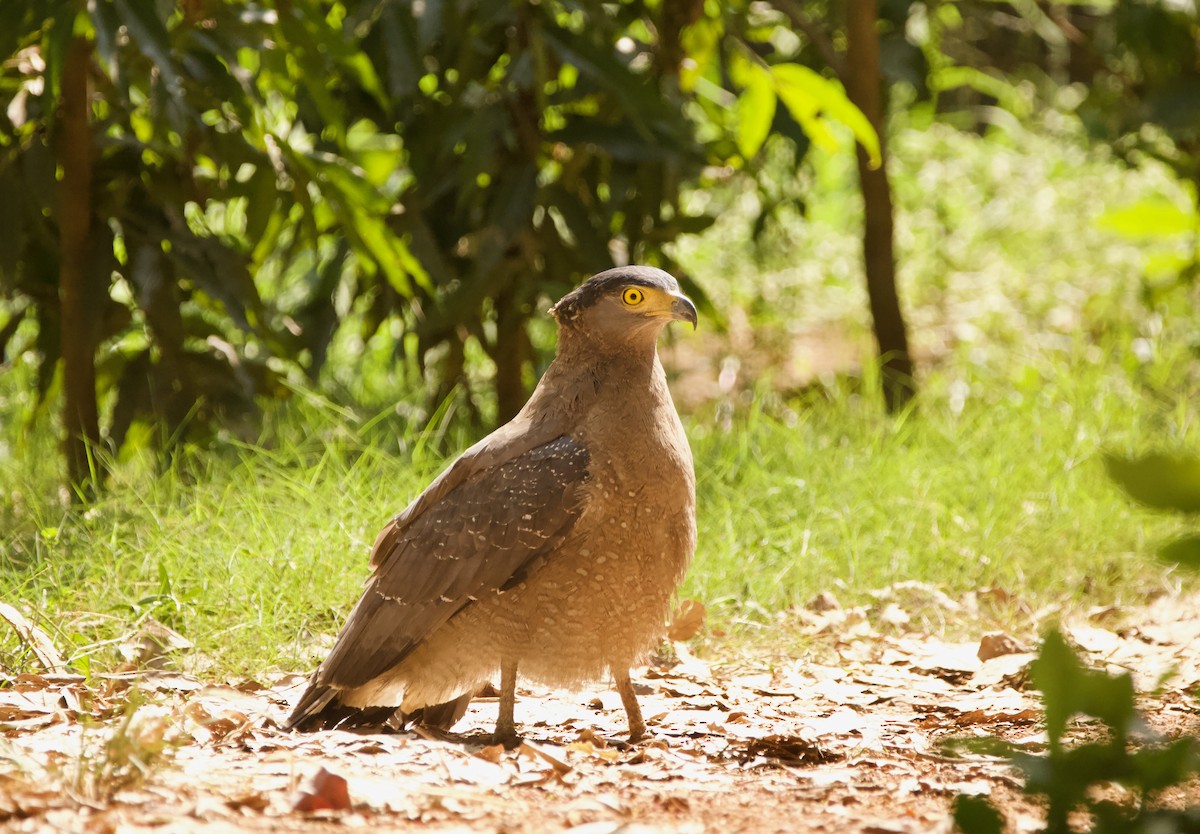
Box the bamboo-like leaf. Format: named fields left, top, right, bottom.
left=771, top=63, right=880, bottom=167
left=735, top=64, right=776, bottom=160
left=541, top=25, right=659, bottom=135
left=241, top=164, right=280, bottom=247
left=112, top=0, right=181, bottom=92
left=930, top=65, right=1031, bottom=118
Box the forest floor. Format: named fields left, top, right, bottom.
left=2, top=587, right=1199, bottom=833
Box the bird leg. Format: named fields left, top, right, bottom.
left=613, top=667, right=647, bottom=743
left=492, top=659, right=520, bottom=748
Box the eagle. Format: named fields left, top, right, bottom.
left=288, top=266, right=698, bottom=743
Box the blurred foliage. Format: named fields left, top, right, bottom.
left=951, top=452, right=1200, bottom=833
left=901, top=0, right=1200, bottom=173
left=0, top=0, right=877, bottom=482
left=3, top=0, right=1199, bottom=485
left=1107, top=452, right=1200, bottom=571
left=901, top=0, right=1200, bottom=299
left=951, top=630, right=1200, bottom=834
left=1098, top=197, right=1200, bottom=314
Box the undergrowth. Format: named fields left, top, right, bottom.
left=1, top=116, right=1198, bottom=678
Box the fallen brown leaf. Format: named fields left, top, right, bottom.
left=0, top=602, right=67, bottom=673
left=735, top=732, right=841, bottom=766
left=954, top=708, right=1040, bottom=727
left=807, top=591, right=842, bottom=612
left=292, top=767, right=351, bottom=812
left=3, top=585, right=1199, bottom=834
left=118, top=619, right=194, bottom=670
left=474, top=743, right=505, bottom=763
left=978, top=632, right=1025, bottom=662
left=518, top=741, right=573, bottom=776
left=667, top=599, right=706, bottom=642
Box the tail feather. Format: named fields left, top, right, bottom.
left=406, top=691, right=473, bottom=730
left=285, top=677, right=338, bottom=730
left=286, top=678, right=472, bottom=733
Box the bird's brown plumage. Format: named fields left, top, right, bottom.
left=287, top=266, right=698, bottom=742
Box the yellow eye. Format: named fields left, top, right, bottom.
left=622, top=287, right=645, bottom=306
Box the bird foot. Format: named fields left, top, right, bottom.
left=489, top=725, right=522, bottom=749
left=490, top=733, right=522, bottom=750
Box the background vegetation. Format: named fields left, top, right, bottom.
left=1, top=1, right=1199, bottom=678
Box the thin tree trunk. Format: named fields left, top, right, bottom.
left=58, top=35, right=101, bottom=495
left=843, top=0, right=916, bottom=412
left=493, top=286, right=529, bottom=425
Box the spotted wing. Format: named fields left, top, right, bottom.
left=309, top=435, right=590, bottom=692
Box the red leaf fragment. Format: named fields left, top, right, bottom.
left=978, top=632, right=1025, bottom=662
left=291, top=767, right=351, bottom=813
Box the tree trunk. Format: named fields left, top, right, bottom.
left=58, top=35, right=101, bottom=495
left=493, top=286, right=529, bottom=425
left=843, top=0, right=916, bottom=412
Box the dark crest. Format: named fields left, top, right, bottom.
left=550, top=266, right=677, bottom=323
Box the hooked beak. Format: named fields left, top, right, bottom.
left=669, top=292, right=698, bottom=330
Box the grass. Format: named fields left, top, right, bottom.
left=2, top=114, right=1198, bottom=677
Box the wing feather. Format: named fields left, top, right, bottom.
left=309, top=435, right=590, bottom=692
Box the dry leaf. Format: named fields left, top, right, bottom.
left=736, top=733, right=840, bottom=766
left=566, top=740, right=621, bottom=763
left=225, top=792, right=270, bottom=812
left=977, top=632, right=1025, bottom=661
left=292, top=767, right=351, bottom=812
left=518, top=741, right=573, bottom=776
left=667, top=599, right=706, bottom=642
left=977, top=586, right=1014, bottom=605
left=182, top=700, right=253, bottom=745
left=119, top=619, right=194, bottom=669
left=4, top=586, right=1198, bottom=834
left=807, top=591, right=842, bottom=612
left=474, top=743, right=505, bottom=763
left=0, top=602, right=67, bottom=673
left=954, top=708, right=1039, bottom=727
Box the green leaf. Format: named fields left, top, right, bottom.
left=241, top=164, right=279, bottom=247
left=735, top=65, right=776, bottom=160
left=89, top=1, right=125, bottom=94
left=163, top=226, right=264, bottom=332
left=551, top=120, right=684, bottom=162
left=1097, top=199, right=1200, bottom=239
left=952, top=795, right=1004, bottom=834
left=1159, top=534, right=1200, bottom=571
left=0, top=305, right=28, bottom=361
left=112, top=0, right=181, bottom=93
left=930, top=65, right=1031, bottom=118
left=679, top=17, right=722, bottom=93
left=770, top=64, right=880, bottom=167
left=1127, top=737, right=1200, bottom=792
left=1104, top=453, right=1200, bottom=514
left=541, top=25, right=660, bottom=136
left=40, top=6, right=83, bottom=101
left=1031, top=629, right=1138, bottom=747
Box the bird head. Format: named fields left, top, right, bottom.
left=550, top=267, right=698, bottom=350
